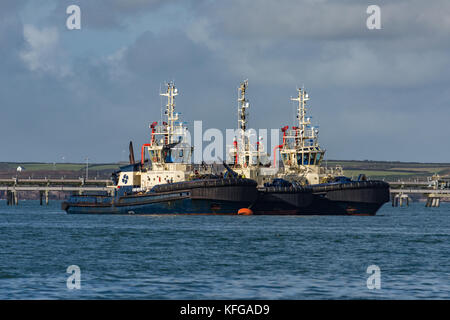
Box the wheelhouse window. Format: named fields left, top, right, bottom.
left=303, top=153, right=309, bottom=165
left=297, top=153, right=303, bottom=165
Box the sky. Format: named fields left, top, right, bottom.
left=1, top=0, right=450, bottom=163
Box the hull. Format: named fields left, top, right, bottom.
left=65, top=198, right=252, bottom=215
left=250, top=180, right=389, bottom=216
left=302, top=180, right=390, bottom=215
left=252, top=186, right=314, bottom=215
left=62, top=178, right=389, bottom=216
left=62, top=178, right=258, bottom=215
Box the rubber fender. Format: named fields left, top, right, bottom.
left=238, top=208, right=253, bottom=215
left=151, top=178, right=257, bottom=193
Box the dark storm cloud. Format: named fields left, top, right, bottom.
left=199, top=0, right=450, bottom=40
left=185, top=0, right=450, bottom=86
left=50, top=0, right=185, bottom=29
left=1, top=0, right=450, bottom=162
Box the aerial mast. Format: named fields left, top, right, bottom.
left=291, top=87, right=310, bottom=149
left=160, top=81, right=179, bottom=144
left=237, top=80, right=250, bottom=165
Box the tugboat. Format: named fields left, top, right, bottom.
left=275, top=87, right=390, bottom=215
left=62, top=82, right=258, bottom=215
left=226, top=80, right=314, bottom=215
left=226, top=80, right=389, bottom=215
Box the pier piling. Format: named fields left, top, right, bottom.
left=6, top=191, right=11, bottom=206
left=13, top=191, right=18, bottom=205
left=426, top=195, right=441, bottom=207
left=392, top=193, right=409, bottom=207
left=392, top=194, right=398, bottom=207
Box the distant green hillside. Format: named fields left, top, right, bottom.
left=325, top=160, right=450, bottom=180
left=1, top=160, right=449, bottom=180
left=0, top=162, right=121, bottom=172
left=0, top=162, right=122, bottom=179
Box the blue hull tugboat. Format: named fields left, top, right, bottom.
left=62, top=175, right=257, bottom=215
left=62, top=82, right=258, bottom=215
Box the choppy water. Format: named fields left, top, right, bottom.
left=0, top=200, right=449, bottom=299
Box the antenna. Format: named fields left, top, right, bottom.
left=237, top=79, right=250, bottom=166
left=159, top=82, right=163, bottom=124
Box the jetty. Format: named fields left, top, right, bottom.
left=0, top=178, right=112, bottom=205
left=387, top=175, right=450, bottom=207
left=0, top=175, right=449, bottom=208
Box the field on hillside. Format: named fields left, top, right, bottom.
left=326, top=160, right=450, bottom=180
left=0, top=163, right=120, bottom=171
left=0, top=162, right=122, bottom=179
left=1, top=160, right=449, bottom=180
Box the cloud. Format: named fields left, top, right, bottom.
left=95, top=46, right=131, bottom=82
left=1, top=0, right=450, bottom=163
left=196, top=0, right=450, bottom=41
left=184, top=0, right=450, bottom=89
left=20, top=25, right=72, bottom=77
left=51, top=0, right=179, bottom=29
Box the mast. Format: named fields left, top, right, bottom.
left=142, top=81, right=191, bottom=166
left=280, top=87, right=324, bottom=172
left=228, top=79, right=269, bottom=171
left=160, top=81, right=179, bottom=144
left=291, top=87, right=311, bottom=149
left=237, top=79, right=250, bottom=166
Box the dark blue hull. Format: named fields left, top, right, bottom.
left=251, top=180, right=390, bottom=216
left=62, top=178, right=258, bottom=215
left=251, top=186, right=314, bottom=215
left=65, top=198, right=251, bottom=215
left=62, top=179, right=389, bottom=216
left=299, top=180, right=390, bottom=215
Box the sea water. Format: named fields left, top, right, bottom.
left=0, top=201, right=449, bottom=299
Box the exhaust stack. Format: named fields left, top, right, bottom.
left=129, top=141, right=136, bottom=164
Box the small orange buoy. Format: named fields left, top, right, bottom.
left=238, top=208, right=253, bottom=215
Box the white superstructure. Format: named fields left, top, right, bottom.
left=117, top=82, right=195, bottom=190
left=227, top=81, right=343, bottom=186
left=278, top=87, right=343, bottom=184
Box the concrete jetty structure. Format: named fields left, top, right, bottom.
left=389, top=175, right=450, bottom=207
left=1, top=174, right=449, bottom=208
left=0, top=178, right=112, bottom=205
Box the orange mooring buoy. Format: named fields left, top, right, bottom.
left=238, top=208, right=253, bottom=215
